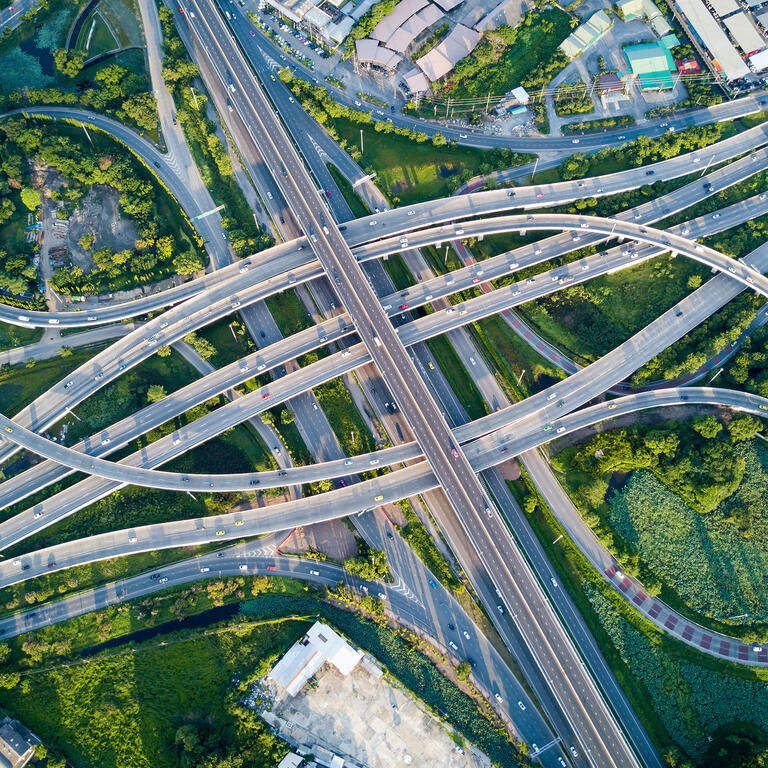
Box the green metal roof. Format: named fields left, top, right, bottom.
left=623, top=42, right=675, bottom=75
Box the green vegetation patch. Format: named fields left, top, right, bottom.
left=2, top=617, right=299, bottom=768
left=0, top=322, right=42, bottom=353
left=553, top=419, right=768, bottom=628
left=435, top=10, right=572, bottom=99
left=426, top=335, right=487, bottom=421
left=0, top=346, right=106, bottom=415
left=315, top=376, right=377, bottom=456
left=278, top=68, right=533, bottom=204
left=395, top=499, right=461, bottom=591
left=511, top=468, right=768, bottom=765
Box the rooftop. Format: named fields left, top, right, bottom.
left=269, top=622, right=363, bottom=697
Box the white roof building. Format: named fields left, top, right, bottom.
left=269, top=622, right=363, bottom=697
left=723, top=11, right=766, bottom=53
left=750, top=47, right=768, bottom=69
left=674, top=0, right=750, bottom=79
left=708, top=0, right=739, bottom=15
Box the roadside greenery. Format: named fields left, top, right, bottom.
left=558, top=122, right=734, bottom=180
left=278, top=68, right=533, bottom=202
left=553, top=80, right=593, bottom=117
left=562, top=115, right=635, bottom=134
left=158, top=7, right=273, bottom=258
left=315, top=376, right=378, bottom=456
left=552, top=421, right=768, bottom=627
left=395, top=499, right=462, bottom=591
left=1, top=615, right=299, bottom=767
left=511, top=469, right=768, bottom=766
left=342, top=543, right=390, bottom=581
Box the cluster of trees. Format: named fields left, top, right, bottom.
left=553, top=80, right=594, bottom=117
left=159, top=7, right=273, bottom=259
left=632, top=294, right=760, bottom=387
left=435, top=9, right=572, bottom=100
left=560, top=121, right=731, bottom=179
left=3, top=57, right=158, bottom=133
left=343, top=544, right=390, bottom=581
left=1, top=118, right=205, bottom=294
left=562, top=114, right=635, bottom=134
left=725, top=325, right=768, bottom=398
left=0, top=135, right=41, bottom=298
left=559, top=415, right=763, bottom=518
left=520, top=49, right=570, bottom=133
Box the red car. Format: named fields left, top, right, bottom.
left=267, top=565, right=277, bottom=571
left=451, top=448, right=459, bottom=458
left=535, top=192, right=544, bottom=198
left=262, top=392, right=271, bottom=399
left=399, top=303, right=408, bottom=309
left=249, top=29, right=255, bottom=36
left=325, top=189, right=332, bottom=198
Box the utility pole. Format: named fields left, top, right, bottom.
left=360, top=128, right=364, bottom=154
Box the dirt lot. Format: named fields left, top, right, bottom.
left=66, top=184, right=137, bottom=270
left=267, top=663, right=489, bottom=768
left=279, top=520, right=358, bottom=560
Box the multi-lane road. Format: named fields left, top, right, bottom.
left=5, top=5, right=768, bottom=765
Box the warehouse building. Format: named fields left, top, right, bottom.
left=617, top=0, right=672, bottom=36
left=671, top=0, right=750, bottom=79
left=622, top=41, right=677, bottom=89
left=559, top=10, right=612, bottom=58
left=723, top=11, right=767, bottom=54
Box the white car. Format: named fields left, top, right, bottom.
left=517, top=700, right=526, bottom=711
left=494, top=693, right=503, bottom=703
left=463, top=630, right=471, bottom=640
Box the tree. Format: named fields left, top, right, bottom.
left=58, top=346, right=73, bottom=358
left=693, top=415, right=722, bottom=439
left=261, top=410, right=276, bottom=427
left=78, top=233, right=94, bottom=250
left=146, top=384, right=167, bottom=403
left=728, top=415, right=763, bottom=442
left=456, top=660, right=471, bottom=680
left=157, top=345, right=171, bottom=357
left=174, top=250, right=204, bottom=276
left=20, top=187, right=40, bottom=211
left=0, top=198, right=15, bottom=224
left=53, top=48, right=86, bottom=77
left=280, top=408, right=295, bottom=425
left=119, top=93, right=158, bottom=132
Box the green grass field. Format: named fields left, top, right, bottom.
left=0, top=322, right=42, bottom=353
left=0, top=346, right=107, bottom=416
left=605, top=441, right=768, bottom=627
left=426, top=335, right=487, bottom=421
left=332, top=122, right=505, bottom=205
left=2, top=617, right=301, bottom=768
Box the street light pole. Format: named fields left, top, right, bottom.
left=360, top=128, right=364, bottom=154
